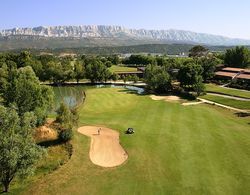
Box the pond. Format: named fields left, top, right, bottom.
left=52, top=84, right=144, bottom=109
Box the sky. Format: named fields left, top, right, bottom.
left=1, top=0, right=250, bottom=39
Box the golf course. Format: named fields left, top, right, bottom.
left=13, top=86, right=250, bottom=195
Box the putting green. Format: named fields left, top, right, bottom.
left=17, top=87, right=250, bottom=195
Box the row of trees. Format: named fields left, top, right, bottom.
left=0, top=65, right=54, bottom=125
left=142, top=45, right=250, bottom=95
left=144, top=54, right=220, bottom=95
left=123, top=45, right=250, bottom=69
left=0, top=62, right=55, bottom=191
left=224, top=46, right=250, bottom=68
left=0, top=106, right=45, bottom=192
left=1, top=45, right=248, bottom=84
left=0, top=52, right=119, bottom=84
left=0, top=60, right=82, bottom=191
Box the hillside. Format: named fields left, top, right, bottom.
left=8, top=44, right=250, bottom=56
left=1, top=25, right=250, bottom=51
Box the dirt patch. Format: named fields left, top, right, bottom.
left=34, top=119, right=58, bottom=142
left=78, top=126, right=128, bottom=168
left=150, top=95, right=181, bottom=101
left=35, top=126, right=58, bottom=142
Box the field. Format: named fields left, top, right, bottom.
left=109, top=65, right=137, bottom=73
left=205, top=84, right=250, bottom=99
left=15, top=87, right=250, bottom=195
left=201, top=94, right=250, bottom=110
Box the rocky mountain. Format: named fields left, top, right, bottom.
left=0, top=25, right=250, bottom=51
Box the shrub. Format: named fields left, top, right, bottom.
left=34, top=107, right=47, bottom=126
left=56, top=102, right=72, bottom=125
left=59, top=128, right=73, bottom=142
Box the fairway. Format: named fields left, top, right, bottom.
left=201, top=94, right=250, bottom=110
left=19, top=87, right=250, bottom=195
left=205, top=84, right=250, bottom=99
left=109, top=65, right=137, bottom=73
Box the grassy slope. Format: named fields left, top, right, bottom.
left=109, top=65, right=137, bottom=73
left=201, top=94, right=250, bottom=110
left=205, top=84, right=250, bottom=99
left=11, top=144, right=70, bottom=194
left=19, top=88, right=250, bottom=195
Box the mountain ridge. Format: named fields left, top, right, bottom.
left=1, top=25, right=250, bottom=46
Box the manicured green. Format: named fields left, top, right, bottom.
left=109, top=65, right=137, bottom=73
left=201, top=94, right=250, bottom=110
left=205, top=84, right=250, bottom=99
left=16, top=87, right=250, bottom=195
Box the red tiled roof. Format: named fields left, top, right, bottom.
left=243, top=69, right=250, bottom=74
left=222, top=67, right=250, bottom=73
left=236, top=74, right=250, bottom=80
left=215, top=71, right=237, bottom=78
left=215, top=71, right=250, bottom=80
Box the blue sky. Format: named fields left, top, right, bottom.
left=1, top=0, right=250, bottom=39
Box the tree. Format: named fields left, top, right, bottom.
left=56, top=102, right=73, bottom=128
left=111, top=73, right=119, bottom=82
left=122, top=75, right=128, bottom=84
left=189, top=45, right=208, bottom=57
left=60, top=57, right=74, bottom=82
left=145, top=64, right=172, bottom=93
left=178, top=62, right=204, bottom=93
left=0, top=106, right=44, bottom=192
left=85, top=60, right=112, bottom=83
left=224, top=46, right=250, bottom=68
left=107, top=55, right=120, bottom=65
left=105, top=61, right=113, bottom=68
left=198, top=57, right=221, bottom=82
left=59, top=128, right=73, bottom=142
left=123, top=55, right=156, bottom=66
left=193, top=75, right=205, bottom=96
left=73, top=60, right=85, bottom=83
left=17, top=51, right=32, bottom=67
left=56, top=102, right=78, bottom=129
left=1, top=66, right=54, bottom=125
left=45, top=61, right=64, bottom=83
left=39, top=57, right=74, bottom=84
left=0, top=62, right=8, bottom=96
left=38, top=55, right=58, bottom=82
left=130, top=75, right=139, bottom=83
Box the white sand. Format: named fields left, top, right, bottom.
left=78, top=126, right=128, bottom=168
left=150, top=95, right=181, bottom=101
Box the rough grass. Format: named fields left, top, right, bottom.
left=109, top=65, right=137, bottom=73
left=205, top=84, right=250, bottom=99
left=201, top=94, right=250, bottom=110
left=11, top=144, right=70, bottom=194
left=16, top=88, right=250, bottom=195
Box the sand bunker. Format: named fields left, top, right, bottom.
left=78, top=126, right=128, bottom=168
left=150, top=95, right=181, bottom=101
left=182, top=102, right=204, bottom=106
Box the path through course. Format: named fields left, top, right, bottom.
left=206, top=92, right=250, bottom=101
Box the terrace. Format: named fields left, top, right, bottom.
left=215, top=66, right=250, bottom=81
